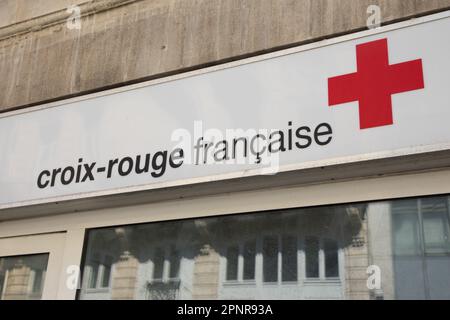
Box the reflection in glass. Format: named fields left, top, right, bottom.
left=0, top=254, right=49, bottom=300
left=305, top=237, right=319, bottom=278
left=422, top=197, right=450, bottom=254
left=282, top=236, right=297, bottom=282
left=392, top=200, right=421, bottom=256
left=226, top=246, right=239, bottom=281
left=263, top=237, right=278, bottom=283
left=324, top=239, right=339, bottom=278
left=153, top=248, right=165, bottom=280
left=169, top=246, right=180, bottom=279
left=101, top=256, right=113, bottom=288
left=87, top=257, right=99, bottom=289
left=243, top=241, right=256, bottom=281
left=78, top=195, right=450, bottom=300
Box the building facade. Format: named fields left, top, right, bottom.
left=1, top=0, right=450, bottom=300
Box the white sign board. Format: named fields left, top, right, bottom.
left=1, top=13, right=450, bottom=208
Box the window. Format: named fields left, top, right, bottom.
left=305, top=237, right=319, bottom=278
left=152, top=248, right=165, bottom=280
left=224, top=241, right=256, bottom=282
left=392, top=200, right=421, bottom=255
left=224, top=234, right=339, bottom=285
left=78, top=195, right=450, bottom=300
left=87, top=256, right=99, bottom=289
left=391, top=196, right=450, bottom=299
left=147, top=245, right=183, bottom=300
left=263, top=237, right=278, bottom=283
left=243, top=241, right=256, bottom=280
left=169, top=246, right=180, bottom=279
left=226, top=246, right=239, bottom=281
left=392, top=197, right=450, bottom=255
left=150, top=245, right=182, bottom=282
left=421, top=198, right=450, bottom=254
left=30, top=269, right=46, bottom=294
left=0, top=254, right=49, bottom=300
left=101, top=256, right=113, bottom=288
left=324, top=239, right=339, bottom=278
left=0, top=275, right=3, bottom=299
left=0, top=273, right=3, bottom=298
left=282, top=236, right=297, bottom=282
left=86, top=253, right=113, bottom=289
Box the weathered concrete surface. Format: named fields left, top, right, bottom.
left=0, top=0, right=449, bottom=111
left=0, top=0, right=86, bottom=28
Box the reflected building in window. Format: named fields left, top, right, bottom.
left=0, top=254, right=48, bottom=300
left=78, top=195, right=450, bottom=300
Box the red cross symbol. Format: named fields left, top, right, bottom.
left=328, top=38, right=425, bottom=129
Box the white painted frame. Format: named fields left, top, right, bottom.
left=0, top=233, right=67, bottom=300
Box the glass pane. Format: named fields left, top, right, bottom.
left=324, top=239, right=339, bottom=278
left=101, top=256, right=113, bottom=288
left=305, top=237, right=319, bottom=278
left=226, top=246, right=239, bottom=281
left=282, top=236, right=297, bottom=282
left=0, top=254, right=49, bottom=300
left=152, top=248, right=165, bottom=280
left=169, top=246, right=180, bottom=279
left=87, top=253, right=100, bottom=289
left=392, top=200, right=421, bottom=256
left=263, top=237, right=278, bottom=283
left=243, top=241, right=256, bottom=280
left=0, top=272, right=3, bottom=298
left=77, top=195, right=450, bottom=300
left=421, top=197, right=450, bottom=254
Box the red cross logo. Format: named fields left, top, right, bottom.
left=328, top=38, right=425, bottom=129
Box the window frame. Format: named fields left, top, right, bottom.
left=83, top=252, right=114, bottom=292
left=0, top=234, right=66, bottom=300
left=149, top=244, right=183, bottom=283
left=221, top=233, right=343, bottom=288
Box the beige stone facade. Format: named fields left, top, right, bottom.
left=2, top=261, right=32, bottom=300
left=1, top=0, right=450, bottom=111
left=192, top=245, right=221, bottom=300
left=1, top=255, right=47, bottom=300
left=110, top=251, right=139, bottom=300
left=344, top=224, right=371, bottom=300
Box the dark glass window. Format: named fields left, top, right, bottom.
left=243, top=241, right=256, bottom=280
left=421, top=197, right=450, bottom=254
left=282, top=236, right=297, bottom=282
left=305, top=237, right=319, bottom=278
left=0, top=254, right=49, bottom=300
left=153, top=248, right=165, bottom=280
left=78, top=195, right=450, bottom=300
left=169, top=246, right=181, bottom=279
left=101, top=256, right=113, bottom=288
left=88, top=255, right=100, bottom=289
left=392, top=200, right=421, bottom=256
left=324, top=239, right=339, bottom=278
left=263, top=237, right=278, bottom=282
left=226, top=246, right=239, bottom=281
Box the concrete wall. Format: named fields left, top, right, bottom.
left=0, top=0, right=450, bottom=112
left=0, top=0, right=85, bottom=28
